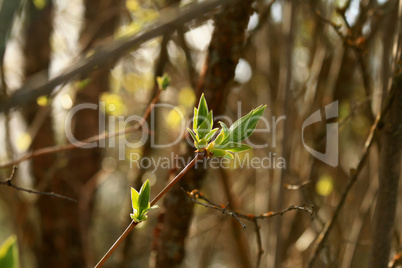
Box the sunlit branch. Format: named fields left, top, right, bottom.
left=94, top=153, right=204, bottom=268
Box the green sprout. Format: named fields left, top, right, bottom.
left=130, top=180, right=158, bottom=223
left=187, top=93, right=266, bottom=159
left=156, top=74, right=170, bottom=90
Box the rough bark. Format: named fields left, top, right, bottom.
left=153, top=1, right=254, bottom=267
left=20, top=0, right=122, bottom=267
left=370, top=1, right=401, bottom=266
left=20, top=1, right=55, bottom=266
left=371, top=72, right=402, bottom=267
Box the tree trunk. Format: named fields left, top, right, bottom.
left=371, top=70, right=402, bottom=268
left=153, top=1, right=254, bottom=267
left=20, top=0, right=122, bottom=266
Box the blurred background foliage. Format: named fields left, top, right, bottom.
left=0, top=0, right=401, bottom=267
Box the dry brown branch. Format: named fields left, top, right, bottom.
left=308, top=84, right=396, bottom=266
left=0, top=89, right=162, bottom=169
left=184, top=189, right=314, bottom=267
left=0, top=166, right=77, bottom=202
left=253, top=219, right=263, bottom=268
left=94, top=153, right=204, bottom=268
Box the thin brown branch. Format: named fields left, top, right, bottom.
left=185, top=189, right=314, bottom=226
left=0, top=166, right=77, bottom=202
left=94, top=153, right=204, bottom=268
left=150, top=153, right=204, bottom=206
left=283, top=180, right=313, bottom=190
left=253, top=219, right=263, bottom=268
left=0, top=89, right=163, bottom=169
left=315, top=12, right=365, bottom=51
left=219, top=168, right=253, bottom=267
left=308, top=89, right=396, bottom=266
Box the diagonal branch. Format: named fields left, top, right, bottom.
left=0, top=166, right=77, bottom=202
left=94, top=153, right=204, bottom=268
left=308, top=86, right=396, bottom=266
left=0, top=89, right=163, bottom=169
left=184, top=189, right=314, bottom=268
left=185, top=189, right=314, bottom=227
left=0, top=0, right=241, bottom=113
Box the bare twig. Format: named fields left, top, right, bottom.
left=253, top=219, right=263, bottom=268
left=307, top=119, right=378, bottom=267
left=94, top=153, right=204, bottom=268
left=0, top=89, right=163, bottom=169
left=0, top=0, right=242, bottom=113
left=184, top=189, right=314, bottom=268
left=315, top=12, right=365, bottom=51
left=283, top=180, right=313, bottom=190
left=0, top=166, right=77, bottom=202
left=308, top=90, right=396, bottom=266
left=184, top=189, right=314, bottom=225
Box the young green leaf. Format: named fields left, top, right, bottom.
left=227, top=105, right=266, bottom=143
left=239, top=105, right=266, bottom=141
left=197, top=116, right=212, bottom=139
left=214, top=121, right=230, bottom=146
left=0, top=235, right=19, bottom=268
left=131, top=187, right=139, bottom=212
left=187, top=128, right=198, bottom=142
left=197, top=94, right=208, bottom=128
left=138, top=180, right=151, bottom=214
left=223, top=152, right=234, bottom=159
left=220, top=142, right=254, bottom=152
left=189, top=94, right=266, bottom=158
left=130, top=179, right=158, bottom=223
left=205, top=128, right=219, bottom=142
left=156, top=74, right=170, bottom=90
left=193, top=107, right=198, bottom=134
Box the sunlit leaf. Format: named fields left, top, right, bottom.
left=0, top=235, right=19, bottom=268
left=205, top=128, right=219, bottom=142
left=156, top=74, right=170, bottom=90
left=197, top=93, right=208, bottom=129
left=138, top=180, right=150, bottom=214
left=187, top=128, right=198, bottom=142
left=130, top=180, right=158, bottom=223
left=214, top=122, right=229, bottom=145
left=223, top=152, right=234, bottom=159
left=193, top=107, right=198, bottom=134
left=131, top=187, right=139, bottom=213
left=221, top=142, right=253, bottom=152
left=228, top=105, right=266, bottom=143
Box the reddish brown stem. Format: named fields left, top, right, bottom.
left=151, top=153, right=203, bottom=206
left=94, top=153, right=204, bottom=268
